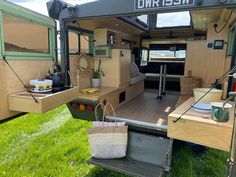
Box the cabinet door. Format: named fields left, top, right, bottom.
left=120, top=49, right=131, bottom=85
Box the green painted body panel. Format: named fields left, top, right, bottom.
left=0, top=0, right=55, bottom=26
left=67, top=99, right=103, bottom=121
left=0, top=0, right=56, bottom=60
left=94, top=45, right=112, bottom=58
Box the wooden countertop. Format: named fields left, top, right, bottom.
left=77, top=87, right=118, bottom=102
left=169, top=98, right=234, bottom=128
left=168, top=97, right=234, bottom=152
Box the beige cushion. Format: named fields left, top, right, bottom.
left=130, top=73, right=146, bottom=85
left=131, top=63, right=140, bottom=77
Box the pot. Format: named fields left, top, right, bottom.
left=29, top=79, right=53, bottom=93
left=92, top=78, right=101, bottom=88
left=48, top=64, right=65, bottom=89
left=193, top=88, right=223, bottom=104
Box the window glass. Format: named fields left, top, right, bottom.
left=80, top=34, right=90, bottom=54
left=137, top=15, right=148, bottom=24
left=156, top=11, right=191, bottom=28
left=150, top=50, right=186, bottom=60
left=69, top=31, right=79, bottom=54
left=227, top=29, right=234, bottom=56
left=3, top=15, right=49, bottom=53
left=141, top=49, right=148, bottom=66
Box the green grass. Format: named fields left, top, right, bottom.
left=0, top=106, right=229, bottom=177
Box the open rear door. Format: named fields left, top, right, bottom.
left=89, top=123, right=173, bottom=177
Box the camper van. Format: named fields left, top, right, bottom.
left=1, top=0, right=236, bottom=176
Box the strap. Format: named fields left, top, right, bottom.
left=3, top=56, right=39, bottom=103
left=103, top=103, right=116, bottom=123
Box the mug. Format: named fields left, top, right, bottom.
left=211, top=102, right=232, bottom=122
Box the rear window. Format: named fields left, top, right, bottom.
left=3, top=15, right=49, bottom=54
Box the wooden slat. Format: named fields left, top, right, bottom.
left=168, top=98, right=234, bottom=152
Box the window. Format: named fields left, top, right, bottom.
left=3, top=15, right=50, bottom=54
left=150, top=50, right=186, bottom=59
left=67, top=28, right=94, bottom=55
left=69, top=31, right=79, bottom=54
left=80, top=34, right=90, bottom=54
left=149, top=44, right=186, bottom=60
left=227, top=28, right=235, bottom=56
left=137, top=15, right=148, bottom=24
left=156, top=11, right=191, bottom=28
left=141, top=49, right=148, bottom=66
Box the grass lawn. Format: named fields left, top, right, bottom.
left=0, top=105, right=229, bottom=177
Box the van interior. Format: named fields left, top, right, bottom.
left=66, top=8, right=235, bottom=131
left=1, top=1, right=236, bottom=176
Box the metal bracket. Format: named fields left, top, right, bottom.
left=227, top=158, right=234, bottom=177
left=228, top=158, right=234, bottom=166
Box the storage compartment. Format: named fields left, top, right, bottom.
left=8, top=87, right=78, bottom=114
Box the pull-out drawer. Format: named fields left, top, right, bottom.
left=8, top=87, right=78, bottom=114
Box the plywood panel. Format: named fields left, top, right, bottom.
left=94, top=49, right=131, bottom=88
left=168, top=98, right=233, bottom=152
left=126, top=81, right=145, bottom=102
left=0, top=60, right=53, bottom=120
left=185, top=41, right=226, bottom=88
left=185, top=22, right=230, bottom=88
left=69, top=55, right=93, bottom=89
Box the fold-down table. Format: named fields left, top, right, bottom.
left=168, top=98, right=234, bottom=152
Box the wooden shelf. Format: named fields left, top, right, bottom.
left=168, top=98, right=234, bottom=152
left=77, top=87, right=118, bottom=101
left=8, top=87, right=78, bottom=114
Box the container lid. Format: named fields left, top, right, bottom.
left=192, top=103, right=212, bottom=110
left=193, top=88, right=223, bottom=93
left=211, top=102, right=232, bottom=109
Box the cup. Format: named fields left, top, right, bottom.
left=211, top=102, right=232, bottom=122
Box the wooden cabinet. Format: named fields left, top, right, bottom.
left=95, top=49, right=131, bottom=88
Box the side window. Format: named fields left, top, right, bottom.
left=227, top=28, right=234, bottom=56
left=141, top=49, right=148, bottom=66
left=3, top=15, right=50, bottom=54
left=80, top=34, right=90, bottom=54
left=69, top=31, right=79, bottom=54
left=80, top=34, right=94, bottom=55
